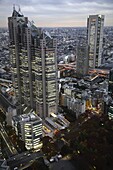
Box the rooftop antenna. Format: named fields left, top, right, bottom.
left=18, top=5, right=21, bottom=12
left=31, top=20, right=34, bottom=25
left=17, top=4, right=23, bottom=15
left=13, top=4, right=15, bottom=11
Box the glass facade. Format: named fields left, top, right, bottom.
left=24, top=120, right=42, bottom=150
left=35, top=38, right=58, bottom=118
left=76, top=44, right=89, bottom=76
left=8, top=9, right=58, bottom=118
left=87, top=15, right=104, bottom=68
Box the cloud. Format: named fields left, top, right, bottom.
left=0, top=0, right=113, bottom=27
left=0, top=0, right=113, bottom=6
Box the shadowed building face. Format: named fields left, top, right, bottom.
left=87, top=14, right=104, bottom=68
left=8, top=8, right=58, bottom=118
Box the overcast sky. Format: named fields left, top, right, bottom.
left=0, top=0, right=113, bottom=27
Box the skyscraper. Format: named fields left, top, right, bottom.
left=87, top=14, right=104, bottom=68
left=108, top=69, right=113, bottom=94
left=35, top=31, right=58, bottom=118
left=76, top=44, right=89, bottom=77
left=8, top=7, right=58, bottom=118
left=8, top=8, right=28, bottom=111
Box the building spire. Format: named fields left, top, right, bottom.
left=13, top=4, right=15, bottom=11
left=18, top=5, right=21, bottom=12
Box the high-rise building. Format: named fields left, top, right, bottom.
left=108, top=69, right=113, bottom=94
left=8, top=9, right=28, bottom=111
left=35, top=32, right=58, bottom=118
left=12, top=111, right=43, bottom=150
left=107, top=102, right=113, bottom=120
left=76, top=44, right=89, bottom=77
left=8, top=7, right=58, bottom=118
left=87, top=14, right=104, bottom=68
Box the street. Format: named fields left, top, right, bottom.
left=50, top=159, right=77, bottom=170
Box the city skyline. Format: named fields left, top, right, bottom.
left=0, top=5, right=113, bottom=169
left=0, top=0, right=113, bottom=27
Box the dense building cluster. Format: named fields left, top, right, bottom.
left=0, top=6, right=113, bottom=170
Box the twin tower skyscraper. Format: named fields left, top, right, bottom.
left=8, top=7, right=104, bottom=118
left=8, top=7, right=58, bottom=119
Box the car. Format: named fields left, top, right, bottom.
left=1, top=128, right=4, bottom=132
left=55, top=157, right=58, bottom=162
left=57, top=154, right=62, bottom=159
left=44, top=159, right=50, bottom=166
left=49, top=158, right=54, bottom=163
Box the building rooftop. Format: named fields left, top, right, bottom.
left=13, top=110, right=42, bottom=123
left=0, top=160, right=9, bottom=170
left=12, top=5, right=24, bottom=17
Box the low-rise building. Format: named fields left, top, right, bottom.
left=12, top=111, right=42, bottom=150
left=0, top=159, right=9, bottom=170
